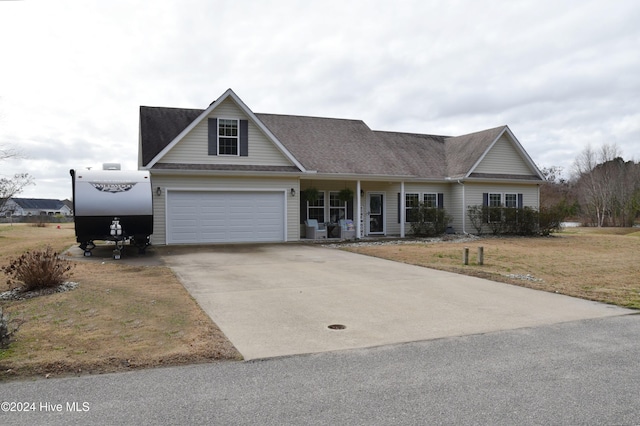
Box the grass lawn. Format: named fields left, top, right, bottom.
left=0, top=223, right=240, bottom=381
left=344, top=227, right=640, bottom=309
left=2, top=223, right=638, bottom=381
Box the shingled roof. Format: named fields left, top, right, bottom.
left=445, top=126, right=507, bottom=178
left=139, top=106, right=202, bottom=167
left=139, top=106, right=537, bottom=180
left=10, top=198, right=66, bottom=210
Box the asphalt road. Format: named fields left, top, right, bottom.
left=2, top=314, right=640, bottom=425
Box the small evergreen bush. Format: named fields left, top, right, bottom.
left=2, top=246, right=74, bottom=292
left=538, top=205, right=566, bottom=236
left=409, top=203, right=450, bottom=237
left=466, top=204, right=568, bottom=236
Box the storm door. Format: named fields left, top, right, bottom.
left=367, top=193, right=384, bottom=234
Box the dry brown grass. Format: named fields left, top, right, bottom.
left=0, top=224, right=240, bottom=381
left=344, top=228, right=640, bottom=309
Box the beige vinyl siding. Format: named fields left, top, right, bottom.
left=394, top=183, right=450, bottom=236
left=161, top=98, right=294, bottom=167
left=297, top=180, right=539, bottom=237
left=464, top=182, right=539, bottom=208
left=473, top=135, right=534, bottom=175
left=462, top=182, right=539, bottom=234
left=448, top=183, right=465, bottom=234
left=151, top=174, right=299, bottom=245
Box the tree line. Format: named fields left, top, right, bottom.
left=541, top=143, right=640, bottom=227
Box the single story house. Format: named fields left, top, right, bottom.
left=2, top=198, right=72, bottom=217
left=139, top=89, right=544, bottom=245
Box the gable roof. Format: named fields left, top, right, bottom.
left=139, top=91, right=543, bottom=181
left=445, top=126, right=507, bottom=178
left=141, top=89, right=305, bottom=171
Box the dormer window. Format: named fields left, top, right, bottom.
left=208, top=118, right=249, bottom=157
left=218, top=119, right=239, bottom=155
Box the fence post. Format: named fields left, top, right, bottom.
left=478, top=246, right=484, bottom=265
left=463, top=247, right=469, bottom=265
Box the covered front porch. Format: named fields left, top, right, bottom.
left=299, top=178, right=411, bottom=240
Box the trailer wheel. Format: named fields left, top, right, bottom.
left=133, top=236, right=151, bottom=255
left=80, top=241, right=96, bottom=257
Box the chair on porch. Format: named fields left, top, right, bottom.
left=305, top=219, right=327, bottom=239
left=337, top=219, right=356, bottom=240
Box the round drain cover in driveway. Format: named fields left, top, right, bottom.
left=328, top=324, right=346, bottom=330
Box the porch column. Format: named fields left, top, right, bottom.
left=400, top=181, right=405, bottom=238
left=356, top=180, right=362, bottom=239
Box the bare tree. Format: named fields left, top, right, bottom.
left=540, top=165, right=566, bottom=184
left=611, top=159, right=640, bottom=226
left=539, top=165, right=577, bottom=218
left=572, top=145, right=604, bottom=226
left=0, top=145, right=35, bottom=214
left=572, top=143, right=639, bottom=226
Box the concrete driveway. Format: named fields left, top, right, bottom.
left=161, top=244, right=634, bottom=360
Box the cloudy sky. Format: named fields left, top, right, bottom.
left=1, top=0, right=638, bottom=200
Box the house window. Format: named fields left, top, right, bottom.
left=218, top=119, right=239, bottom=155
left=329, top=192, right=346, bottom=223
left=488, top=193, right=502, bottom=222
left=423, top=193, right=437, bottom=208
left=405, top=193, right=419, bottom=222
left=505, top=193, right=517, bottom=208
left=307, top=192, right=325, bottom=223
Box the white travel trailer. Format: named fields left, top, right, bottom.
left=70, top=165, right=153, bottom=258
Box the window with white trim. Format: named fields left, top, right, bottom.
left=329, top=192, right=346, bottom=223
left=218, top=119, right=239, bottom=155
left=405, top=193, right=419, bottom=222
left=307, top=192, right=325, bottom=223
left=505, top=193, right=517, bottom=208
left=423, top=193, right=437, bottom=208
left=488, top=193, right=502, bottom=222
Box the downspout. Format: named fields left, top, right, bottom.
left=457, top=180, right=467, bottom=234
left=400, top=181, right=405, bottom=238
left=356, top=180, right=362, bottom=239
left=537, top=183, right=541, bottom=230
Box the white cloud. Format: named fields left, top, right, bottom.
left=0, top=0, right=639, bottom=198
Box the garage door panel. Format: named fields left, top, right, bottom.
left=167, top=191, right=284, bottom=244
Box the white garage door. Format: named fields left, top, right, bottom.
left=167, top=191, right=285, bottom=244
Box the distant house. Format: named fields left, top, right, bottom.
left=62, top=199, right=73, bottom=213
left=2, top=198, right=72, bottom=217
left=139, top=88, right=544, bottom=245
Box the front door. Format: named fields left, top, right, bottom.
left=367, top=193, right=384, bottom=234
